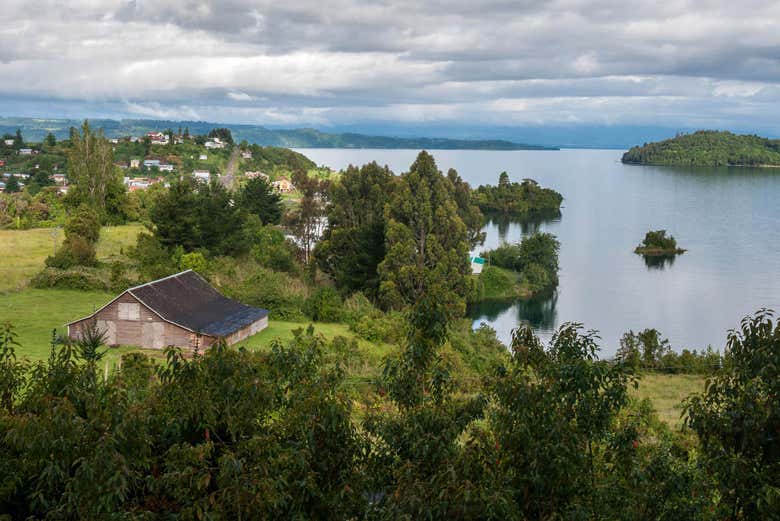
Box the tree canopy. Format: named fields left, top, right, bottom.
left=622, top=130, right=780, bottom=167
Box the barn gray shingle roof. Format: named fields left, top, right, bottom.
left=127, top=270, right=268, bottom=337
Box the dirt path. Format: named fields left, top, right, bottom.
left=221, top=147, right=240, bottom=189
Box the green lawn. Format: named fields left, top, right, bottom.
left=0, top=224, right=143, bottom=292
left=1, top=288, right=392, bottom=380
left=633, top=373, right=706, bottom=428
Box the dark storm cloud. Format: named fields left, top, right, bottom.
left=0, top=0, right=779, bottom=130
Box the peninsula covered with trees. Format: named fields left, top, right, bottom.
left=621, top=130, right=780, bottom=167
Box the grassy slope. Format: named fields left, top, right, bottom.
left=632, top=373, right=705, bottom=428
left=1, top=288, right=392, bottom=378
left=0, top=224, right=143, bottom=292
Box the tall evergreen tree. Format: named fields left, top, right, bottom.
left=378, top=151, right=471, bottom=320
left=316, top=161, right=394, bottom=297
left=4, top=175, right=20, bottom=193
left=236, top=177, right=282, bottom=225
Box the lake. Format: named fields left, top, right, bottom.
left=296, top=148, right=780, bottom=356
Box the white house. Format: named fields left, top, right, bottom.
left=3, top=139, right=14, bottom=146
left=19, top=148, right=33, bottom=155
left=192, top=170, right=211, bottom=182
left=143, top=159, right=161, bottom=168
left=204, top=137, right=226, bottom=149
left=241, top=151, right=252, bottom=159
left=130, top=159, right=141, bottom=168
left=147, top=132, right=169, bottom=145
left=245, top=171, right=269, bottom=181
left=158, top=164, right=175, bottom=172
left=199, top=154, right=208, bottom=160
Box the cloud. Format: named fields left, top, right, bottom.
left=0, top=0, right=779, bottom=133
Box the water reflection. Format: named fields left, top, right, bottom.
left=641, top=254, right=677, bottom=270
left=469, top=291, right=558, bottom=345
left=482, top=209, right=562, bottom=245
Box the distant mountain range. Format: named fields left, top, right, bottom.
left=0, top=117, right=557, bottom=151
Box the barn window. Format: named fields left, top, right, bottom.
left=118, top=302, right=140, bottom=321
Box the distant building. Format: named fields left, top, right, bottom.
left=271, top=176, right=294, bottom=193
left=130, top=159, right=141, bottom=168
left=3, top=139, right=14, bottom=146
left=52, top=173, right=68, bottom=185
left=143, top=159, right=161, bottom=168
left=158, top=164, right=175, bottom=172
left=192, top=170, right=211, bottom=182
left=0, top=160, right=5, bottom=167
left=19, top=148, right=33, bottom=155
left=204, top=137, right=226, bottom=149
left=245, top=171, right=269, bottom=181
left=109, top=138, right=119, bottom=144
left=0, top=182, right=5, bottom=192
left=241, top=150, right=252, bottom=159
left=66, top=270, right=269, bottom=349
left=199, top=154, right=208, bottom=160
left=147, top=132, right=169, bottom=145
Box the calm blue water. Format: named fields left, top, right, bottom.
left=296, top=148, right=780, bottom=355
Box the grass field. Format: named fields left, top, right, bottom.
left=633, top=373, right=706, bottom=428
left=1, top=288, right=392, bottom=380
left=0, top=224, right=143, bottom=292
left=1, top=225, right=702, bottom=426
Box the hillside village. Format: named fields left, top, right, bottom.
left=0, top=127, right=317, bottom=199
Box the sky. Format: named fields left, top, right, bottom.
left=1, top=0, right=779, bottom=138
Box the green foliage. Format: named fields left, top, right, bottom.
left=245, top=219, right=299, bottom=273
left=474, top=173, right=563, bottom=215
left=207, top=127, right=234, bottom=144
left=481, top=232, right=560, bottom=294
left=236, top=176, right=282, bottom=225
left=148, top=178, right=247, bottom=257
left=3, top=174, right=20, bottom=193
left=622, top=130, right=780, bottom=166
left=635, top=229, right=685, bottom=255
left=212, top=262, right=310, bottom=321
left=617, top=328, right=722, bottom=373
left=63, top=121, right=130, bottom=224
left=378, top=151, right=472, bottom=319
left=316, top=161, right=393, bottom=297
left=685, top=309, right=780, bottom=518
left=30, top=266, right=111, bottom=291
left=45, top=204, right=101, bottom=268
left=304, top=287, right=344, bottom=322
left=178, top=251, right=208, bottom=273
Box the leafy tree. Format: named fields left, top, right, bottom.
left=236, top=176, right=282, bottom=225
left=147, top=178, right=247, bottom=257
left=44, top=132, right=56, bottom=148
left=64, top=121, right=129, bottom=223
left=14, top=128, right=23, bottom=148
left=45, top=204, right=101, bottom=268
left=316, top=161, right=394, bottom=297
left=685, top=309, right=780, bottom=518
left=378, top=151, right=471, bottom=318
left=4, top=174, right=20, bottom=193
left=208, top=127, right=234, bottom=144
left=447, top=168, right=485, bottom=247
left=284, top=172, right=326, bottom=265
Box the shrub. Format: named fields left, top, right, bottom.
left=30, top=267, right=110, bottom=291
left=304, top=287, right=344, bottom=322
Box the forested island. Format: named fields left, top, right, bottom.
left=473, top=172, right=563, bottom=215
left=634, top=230, right=686, bottom=256
left=621, top=130, right=780, bottom=167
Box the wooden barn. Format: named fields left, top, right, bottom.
left=67, top=270, right=268, bottom=349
